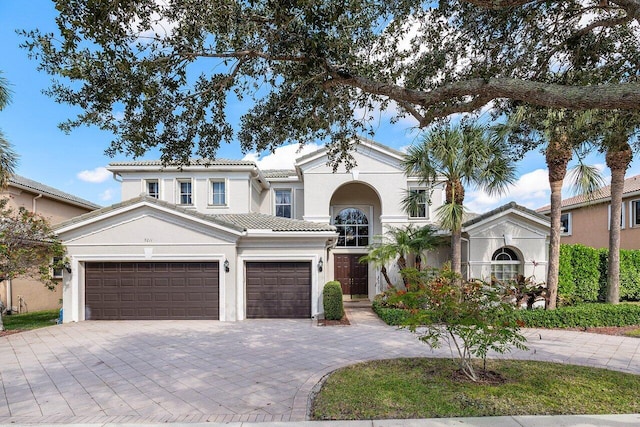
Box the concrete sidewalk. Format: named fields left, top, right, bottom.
left=0, top=304, right=638, bottom=425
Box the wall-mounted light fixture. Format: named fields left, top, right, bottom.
left=224, top=259, right=230, bottom=273
left=64, top=262, right=72, bottom=273
left=318, top=257, right=323, bottom=272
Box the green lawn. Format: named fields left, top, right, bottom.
left=311, top=358, right=640, bottom=420
left=2, top=309, right=60, bottom=331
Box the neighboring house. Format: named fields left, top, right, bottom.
left=55, top=139, right=549, bottom=322
left=537, top=174, right=640, bottom=250
left=1, top=175, right=100, bottom=313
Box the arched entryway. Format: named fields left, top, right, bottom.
left=329, top=182, right=382, bottom=298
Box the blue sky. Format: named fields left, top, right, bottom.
left=1, top=1, right=635, bottom=212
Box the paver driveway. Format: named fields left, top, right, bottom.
left=0, top=307, right=639, bottom=424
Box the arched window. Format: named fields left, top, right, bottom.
left=334, top=208, right=369, bottom=247
left=491, top=247, right=521, bottom=281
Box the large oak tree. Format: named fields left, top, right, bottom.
left=20, top=0, right=640, bottom=164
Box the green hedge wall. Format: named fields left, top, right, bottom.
left=559, top=244, right=640, bottom=303
left=513, top=303, right=640, bottom=328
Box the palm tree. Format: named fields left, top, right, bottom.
left=402, top=124, right=516, bottom=276
left=595, top=111, right=640, bottom=304
left=498, top=107, right=604, bottom=309
left=0, top=71, right=18, bottom=189
left=361, top=225, right=441, bottom=288
left=605, top=140, right=632, bottom=304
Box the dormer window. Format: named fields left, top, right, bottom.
left=178, top=179, right=192, bottom=205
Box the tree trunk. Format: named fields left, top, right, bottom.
left=545, top=137, right=572, bottom=310
left=444, top=179, right=465, bottom=277
left=451, top=228, right=462, bottom=276
left=605, top=143, right=633, bottom=304
left=381, top=265, right=392, bottom=288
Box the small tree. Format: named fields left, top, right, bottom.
left=360, top=225, right=442, bottom=288
left=404, top=266, right=527, bottom=382
left=0, top=198, right=65, bottom=330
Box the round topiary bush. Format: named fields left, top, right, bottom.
left=323, top=281, right=344, bottom=320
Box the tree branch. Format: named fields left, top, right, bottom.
left=462, top=0, right=640, bottom=23
left=326, top=67, right=640, bottom=121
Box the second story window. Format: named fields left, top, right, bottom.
left=608, top=203, right=625, bottom=230
left=334, top=208, right=369, bottom=247
left=211, top=180, right=226, bottom=206
left=560, top=212, right=571, bottom=235
left=408, top=188, right=428, bottom=219
left=178, top=180, right=192, bottom=205
left=631, top=200, right=640, bottom=227
left=146, top=180, right=159, bottom=199
left=275, top=189, right=292, bottom=218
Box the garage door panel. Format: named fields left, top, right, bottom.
left=85, top=262, right=219, bottom=320
left=246, top=262, right=311, bottom=319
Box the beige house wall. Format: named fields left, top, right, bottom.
left=0, top=185, right=96, bottom=313
left=561, top=197, right=640, bottom=250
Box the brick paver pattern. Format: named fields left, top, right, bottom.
left=0, top=307, right=639, bottom=424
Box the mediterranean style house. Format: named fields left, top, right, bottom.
left=55, top=139, right=550, bottom=322
left=537, top=173, right=640, bottom=250
left=1, top=175, right=100, bottom=313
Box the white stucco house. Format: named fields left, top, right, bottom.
left=55, top=139, right=550, bottom=322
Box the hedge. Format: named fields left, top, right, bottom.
left=371, top=298, right=411, bottom=325
left=559, top=244, right=640, bottom=303
left=373, top=299, right=640, bottom=329
left=323, top=281, right=344, bottom=320
left=513, top=303, right=640, bottom=328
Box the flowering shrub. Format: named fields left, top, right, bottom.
left=377, top=265, right=527, bottom=382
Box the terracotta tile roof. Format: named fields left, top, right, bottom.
left=464, top=201, right=549, bottom=228
left=262, top=169, right=297, bottom=179
left=536, top=174, right=640, bottom=212
left=55, top=196, right=336, bottom=234
left=108, top=159, right=256, bottom=167
left=54, top=195, right=244, bottom=232
left=9, top=175, right=101, bottom=210
left=211, top=212, right=336, bottom=232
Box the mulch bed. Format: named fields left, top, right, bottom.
left=561, top=325, right=640, bottom=336
left=318, top=314, right=351, bottom=326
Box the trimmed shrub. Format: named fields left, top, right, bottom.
left=513, top=303, right=640, bottom=328
left=323, top=281, right=344, bottom=320
left=372, top=298, right=411, bottom=325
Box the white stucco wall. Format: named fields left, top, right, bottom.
left=464, top=213, right=549, bottom=284
left=119, top=170, right=256, bottom=214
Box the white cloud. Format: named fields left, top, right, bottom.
left=99, top=189, right=115, bottom=202
left=77, top=167, right=112, bottom=183
left=243, top=143, right=322, bottom=170
left=465, top=169, right=551, bottom=213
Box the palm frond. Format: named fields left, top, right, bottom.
left=436, top=202, right=465, bottom=232
left=566, top=163, right=605, bottom=200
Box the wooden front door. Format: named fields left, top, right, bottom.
left=334, top=254, right=368, bottom=296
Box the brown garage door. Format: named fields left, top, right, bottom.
left=245, top=262, right=311, bottom=318
left=85, top=262, right=219, bottom=320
